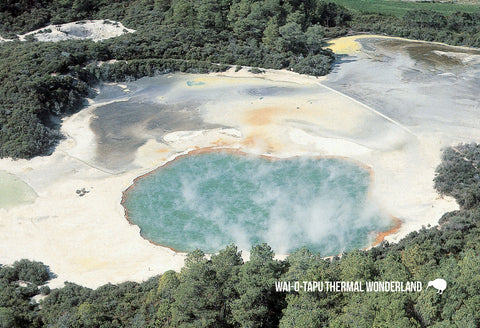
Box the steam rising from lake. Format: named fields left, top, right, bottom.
left=123, top=152, right=392, bottom=254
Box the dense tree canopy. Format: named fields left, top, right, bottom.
left=2, top=2, right=480, bottom=324
left=434, top=143, right=480, bottom=210
left=352, top=10, right=480, bottom=47
left=2, top=1, right=479, bottom=159
left=1, top=144, right=480, bottom=326
left=0, top=0, right=352, bottom=159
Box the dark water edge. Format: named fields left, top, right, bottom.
left=122, top=151, right=393, bottom=255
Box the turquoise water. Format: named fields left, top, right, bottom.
left=123, top=152, right=392, bottom=255
left=186, top=81, right=205, bottom=86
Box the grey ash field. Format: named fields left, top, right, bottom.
left=2, top=36, right=480, bottom=289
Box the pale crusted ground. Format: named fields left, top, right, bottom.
left=0, top=20, right=134, bottom=43
left=327, top=34, right=480, bottom=55
left=2, top=36, right=476, bottom=288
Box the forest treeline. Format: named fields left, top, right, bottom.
left=2, top=1, right=480, bottom=159
left=352, top=10, right=480, bottom=47
left=0, top=0, right=351, bottom=159
left=2, top=144, right=480, bottom=327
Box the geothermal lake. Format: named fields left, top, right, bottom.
left=4, top=35, right=480, bottom=288
left=123, top=152, right=392, bottom=254
left=97, top=37, right=480, bottom=256
left=0, top=171, right=37, bottom=209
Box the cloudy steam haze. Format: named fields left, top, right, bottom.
left=123, top=152, right=392, bottom=255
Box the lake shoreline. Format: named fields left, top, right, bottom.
left=1, top=36, right=471, bottom=288
left=121, top=147, right=400, bottom=254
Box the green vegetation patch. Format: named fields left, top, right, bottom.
left=2, top=145, right=480, bottom=327
left=328, top=0, right=480, bottom=17
left=0, top=0, right=351, bottom=159
left=2, top=0, right=480, bottom=159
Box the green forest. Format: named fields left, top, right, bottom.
left=2, top=0, right=480, bottom=159
left=1, top=1, right=480, bottom=327
left=0, top=0, right=350, bottom=159
left=328, top=0, right=480, bottom=17
left=2, top=143, right=480, bottom=327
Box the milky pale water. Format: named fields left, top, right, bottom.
left=123, top=152, right=392, bottom=255
left=0, top=171, right=37, bottom=209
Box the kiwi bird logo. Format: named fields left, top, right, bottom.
left=426, top=279, right=447, bottom=294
